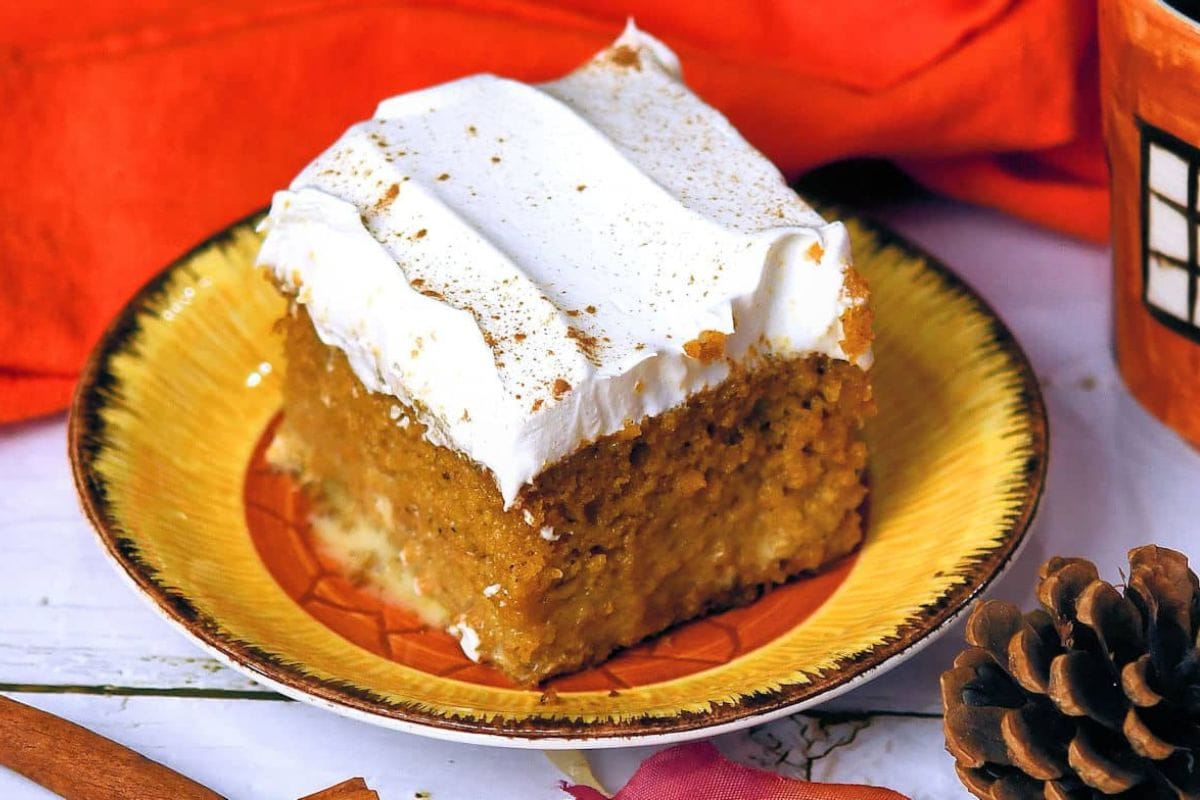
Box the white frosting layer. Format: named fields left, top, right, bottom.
left=257, top=23, right=868, bottom=508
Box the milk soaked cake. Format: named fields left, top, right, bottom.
left=256, top=24, right=874, bottom=684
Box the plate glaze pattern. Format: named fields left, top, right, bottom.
left=70, top=210, right=1047, bottom=746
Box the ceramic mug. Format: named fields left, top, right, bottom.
left=1101, top=0, right=1200, bottom=448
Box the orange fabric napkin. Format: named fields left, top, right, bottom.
left=563, top=742, right=910, bottom=799
left=0, top=0, right=1105, bottom=422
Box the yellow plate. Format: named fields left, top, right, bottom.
left=69, top=210, right=1046, bottom=748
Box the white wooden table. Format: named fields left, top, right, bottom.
left=3, top=195, right=1197, bottom=799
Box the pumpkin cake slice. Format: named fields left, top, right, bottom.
left=255, top=23, right=874, bottom=685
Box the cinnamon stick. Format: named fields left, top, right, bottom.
left=298, top=776, right=380, bottom=799
left=0, top=693, right=223, bottom=799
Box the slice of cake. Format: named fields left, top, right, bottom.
left=255, top=23, right=874, bottom=685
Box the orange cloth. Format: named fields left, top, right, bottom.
left=0, top=0, right=1106, bottom=422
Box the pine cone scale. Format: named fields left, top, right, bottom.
left=1068, top=724, right=1144, bottom=794
left=1000, top=704, right=1069, bottom=780
left=1124, top=707, right=1178, bottom=761
left=1048, top=651, right=1126, bottom=729
left=1008, top=625, right=1053, bottom=694
left=968, top=601, right=1025, bottom=665
left=1123, top=655, right=1165, bottom=708
left=1077, top=580, right=1145, bottom=667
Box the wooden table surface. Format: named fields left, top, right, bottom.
left=2, top=195, right=1197, bottom=799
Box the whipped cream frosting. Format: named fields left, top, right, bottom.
left=257, top=23, right=869, bottom=508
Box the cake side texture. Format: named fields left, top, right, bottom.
left=274, top=308, right=872, bottom=683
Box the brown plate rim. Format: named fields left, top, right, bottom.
left=68, top=206, right=1048, bottom=742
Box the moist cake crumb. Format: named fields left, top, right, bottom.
left=272, top=310, right=871, bottom=683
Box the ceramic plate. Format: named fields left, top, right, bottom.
left=70, top=209, right=1046, bottom=748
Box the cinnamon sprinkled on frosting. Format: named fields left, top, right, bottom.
left=256, top=21, right=869, bottom=507
left=608, top=44, right=642, bottom=70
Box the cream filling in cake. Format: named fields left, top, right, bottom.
left=256, top=22, right=870, bottom=508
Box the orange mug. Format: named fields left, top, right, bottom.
left=1101, top=0, right=1200, bottom=448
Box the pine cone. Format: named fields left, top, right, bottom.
left=942, top=546, right=1200, bottom=799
